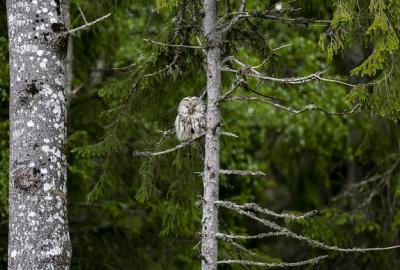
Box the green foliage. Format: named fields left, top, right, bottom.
left=155, top=0, right=179, bottom=12
left=320, top=0, right=400, bottom=120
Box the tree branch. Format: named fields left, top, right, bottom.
left=68, top=13, right=112, bottom=35
left=216, top=232, right=287, bottom=240
left=132, top=131, right=238, bottom=158
left=216, top=201, right=317, bottom=220
left=225, top=96, right=360, bottom=115
left=219, top=202, right=400, bottom=253
left=218, top=255, right=329, bottom=267
left=222, top=66, right=357, bottom=87
left=219, top=11, right=331, bottom=34
left=144, top=39, right=204, bottom=49
left=219, top=170, right=267, bottom=176
left=133, top=133, right=205, bottom=157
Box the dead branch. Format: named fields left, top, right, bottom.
left=216, top=232, right=287, bottom=240
left=216, top=201, right=317, bottom=220
left=219, top=170, right=267, bottom=177
left=144, top=39, right=204, bottom=49
left=222, top=66, right=357, bottom=87
left=219, top=202, right=400, bottom=253
left=219, top=10, right=331, bottom=34
left=133, top=133, right=205, bottom=157
left=154, top=129, right=175, bottom=149
left=218, top=255, right=329, bottom=267
left=77, top=3, right=88, bottom=24
left=133, top=131, right=238, bottom=158
left=225, top=96, right=360, bottom=115
left=68, top=13, right=112, bottom=35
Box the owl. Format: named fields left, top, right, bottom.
left=175, top=96, right=206, bottom=142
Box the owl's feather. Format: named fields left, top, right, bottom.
left=175, top=96, right=206, bottom=143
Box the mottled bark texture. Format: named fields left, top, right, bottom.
left=201, top=0, right=221, bottom=269
left=6, top=0, right=71, bottom=269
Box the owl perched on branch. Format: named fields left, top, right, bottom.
left=175, top=96, right=206, bottom=142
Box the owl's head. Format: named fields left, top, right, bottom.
left=178, top=96, right=205, bottom=116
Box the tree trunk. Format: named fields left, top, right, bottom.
left=201, top=0, right=221, bottom=269
left=6, top=0, right=71, bottom=269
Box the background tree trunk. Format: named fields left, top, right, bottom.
left=201, top=0, right=221, bottom=269
left=6, top=0, right=71, bottom=269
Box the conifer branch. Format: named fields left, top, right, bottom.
left=218, top=255, right=329, bottom=267
left=68, top=13, right=112, bottom=35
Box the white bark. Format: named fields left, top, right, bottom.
left=201, top=0, right=221, bottom=269
left=6, top=0, right=71, bottom=269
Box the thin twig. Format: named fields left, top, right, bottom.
left=225, top=96, right=360, bottom=115
left=218, top=255, right=329, bottom=267
left=68, top=13, right=112, bottom=34
left=221, top=131, right=239, bottom=138
left=154, top=129, right=175, bottom=149
left=144, top=39, right=203, bottom=49
left=77, top=3, right=88, bottom=24
left=220, top=78, right=245, bottom=101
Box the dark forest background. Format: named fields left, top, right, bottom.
left=1, top=0, right=400, bottom=269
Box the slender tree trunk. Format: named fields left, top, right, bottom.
left=201, top=0, right=221, bottom=269
left=6, top=0, right=71, bottom=269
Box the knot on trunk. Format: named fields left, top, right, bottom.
left=12, top=164, right=42, bottom=191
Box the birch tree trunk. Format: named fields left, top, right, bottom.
left=202, top=0, right=221, bottom=269
left=6, top=0, right=71, bottom=269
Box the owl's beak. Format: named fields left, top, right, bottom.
left=188, top=107, right=193, bottom=114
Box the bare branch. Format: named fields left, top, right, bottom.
left=132, top=129, right=239, bottom=158
left=224, top=237, right=256, bottom=256
left=77, top=3, right=88, bottom=24
left=225, top=96, right=360, bottom=115
left=239, top=0, right=246, bottom=13
left=223, top=66, right=357, bottom=87
left=144, top=57, right=178, bottom=77
left=132, top=133, right=204, bottom=157
left=219, top=170, right=267, bottom=177
left=112, top=62, right=137, bottom=71
left=144, top=39, right=204, bottom=49
left=154, top=129, right=175, bottom=149
left=220, top=78, right=245, bottom=101
left=219, top=11, right=331, bottom=34
left=68, top=13, right=112, bottom=35
left=216, top=201, right=317, bottom=220
left=221, top=131, right=239, bottom=138
left=216, top=232, right=287, bottom=240
left=219, top=202, right=400, bottom=253
left=218, top=255, right=329, bottom=267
